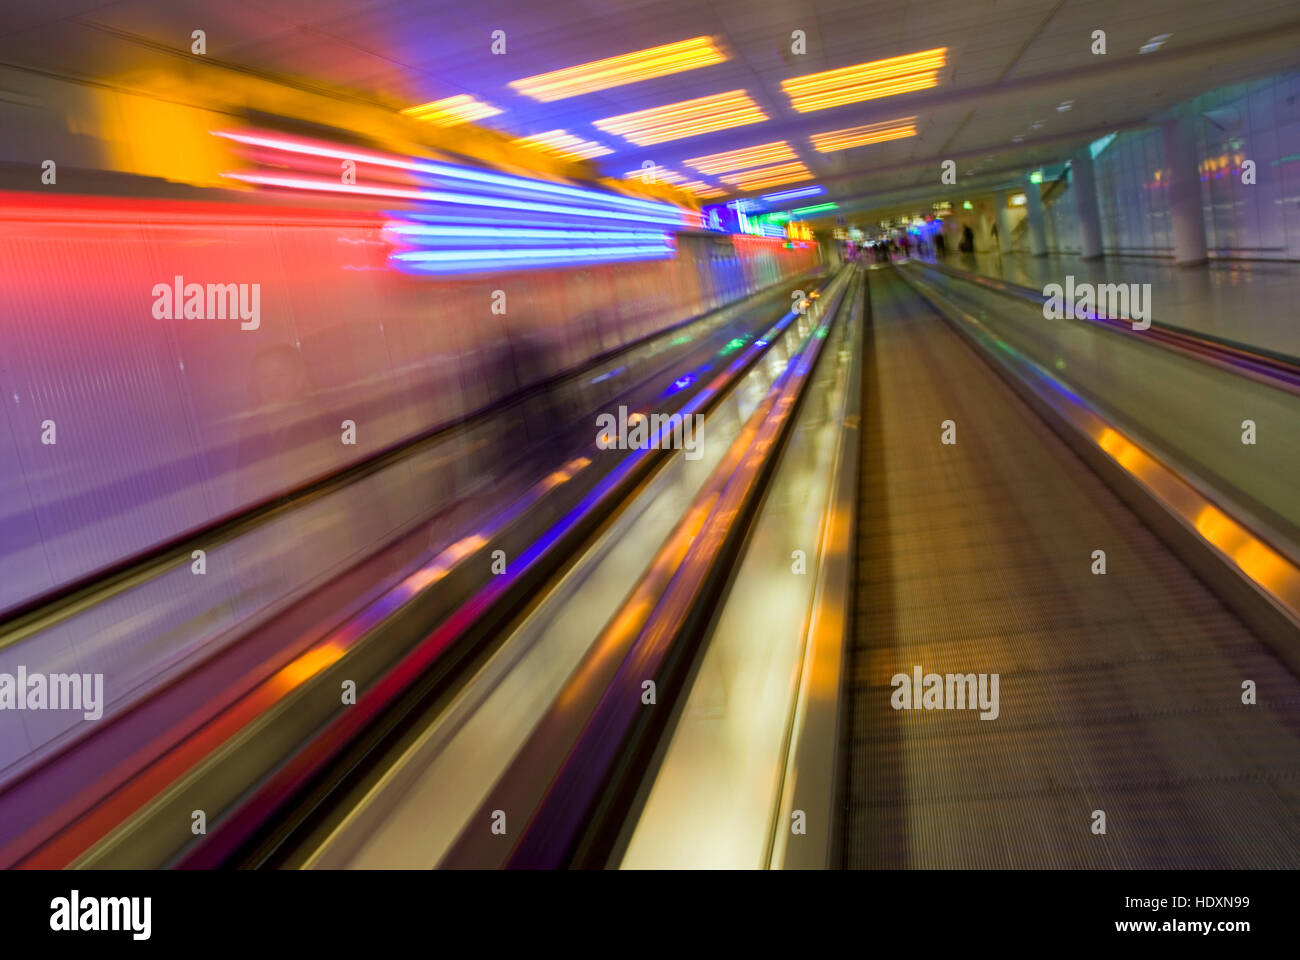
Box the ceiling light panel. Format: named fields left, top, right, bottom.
left=685, top=141, right=798, bottom=175
left=782, top=47, right=947, bottom=113
left=510, top=36, right=727, bottom=102
left=720, top=161, right=813, bottom=191
left=593, top=90, right=768, bottom=146
left=401, top=95, right=502, bottom=126
left=810, top=117, right=917, bottom=152
left=625, top=164, right=687, bottom=185
left=680, top=180, right=728, bottom=198
left=513, top=130, right=613, bottom=160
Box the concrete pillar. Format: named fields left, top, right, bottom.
left=1070, top=148, right=1104, bottom=260
left=992, top=191, right=1014, bottom=254
left=1023, top=177, right=1048, bottom=257
left=1160, top=114, right=1208, bottom=266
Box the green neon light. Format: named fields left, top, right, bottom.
left=790, top=202, right=838, bottom=216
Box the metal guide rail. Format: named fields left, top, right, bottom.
left=907, top=258, right=1300, bottom=395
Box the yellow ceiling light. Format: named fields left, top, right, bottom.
left=720, top=161, right=813, bottom=191
left=593, top=90, right=767, bottom=146
left=811, top=116, right=918, bottom=152
left=510, top=36, right=727, bottom=102
left=685, top=141, right=798, bottom=175
left=513, top=129, right=613, bottom=160
left=680, top=180, right=728, bottom=198
left=782, top=47, right=946, bottom=113
left=401, top=95, right=502, bottom=126
left=625, top=164, right=686, bottom=185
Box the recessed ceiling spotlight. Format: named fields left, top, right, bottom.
left=1057, top=99, right=1074, bottom=112
left=1139, top=33, right=1172, bottom=54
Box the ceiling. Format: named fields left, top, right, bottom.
left=2, top=0, right=1298, bottom=224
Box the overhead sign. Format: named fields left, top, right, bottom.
left=701, top=203, right=737, bottom=233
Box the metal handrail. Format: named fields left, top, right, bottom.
left=908, top=258, right=1300, bottom=395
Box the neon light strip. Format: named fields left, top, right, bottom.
left=390, top=245, right=675, bottom=274
left=220, top=128, right=689, bottom=274
left=393, top=211, right=667, bottom=230
left=225, top=173, right=685, bottom=226
left=790, top=202, right=837, bottom=216
left=386, top=225, right=670, bottom=243
left=216, top=130, right=684, bottom=220
left=394, top=244, right=673, bottom=263
left=761, top=186, right=825, bottom=203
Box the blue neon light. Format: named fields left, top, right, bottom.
left=390, top=243, right=676, bottom=275
left=387, top=224, right=671, bottom=244
left=412, top=189, right=685, bottom=225
left=412, top=160, right=682, bottom=218
left=761, top=186, right=825, bottom=204
left=221, top=128, right=690, bottom=276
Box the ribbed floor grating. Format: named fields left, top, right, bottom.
left=842, top=269, right=1300, bottom=869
